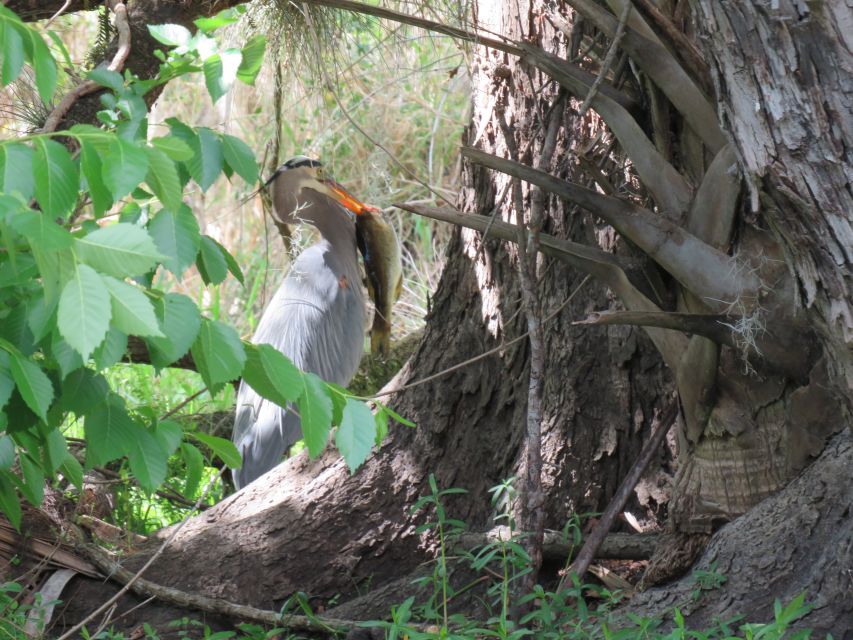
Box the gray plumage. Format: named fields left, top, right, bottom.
left=232, top=157, right=366, bottom=490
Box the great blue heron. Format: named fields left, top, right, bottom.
left=232, top=156, right=369, bottom=490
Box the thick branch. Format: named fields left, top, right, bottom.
left=462, top=147, right=761, bottom=310
left=567, top=0, right=725, bottom=152
left=397, top=202, right=689, bottom=369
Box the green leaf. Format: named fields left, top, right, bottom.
left=196, top=235, right=228, bottom=285
left=60, top=453, right=83, bottom=490
left=75, top=223, right=163, bottom=278
left=242, top=343, right=303, bottom=407
left=58, top=263, right=112, bottom=361
left=221, top=134, right=259, bottom=184
left=194, top=8, right=243, bottom=33
left=187, top=127, right=223, bottom=191
left=57, top=368, right=109, bottom=415
left=33, top=137, right=78, bottom=220
left=7, top=208, right=74, bottom=250
left=190, top=432, right=241, bottom=468
left=180, top=442, right=204, bottom=497
left=0, top=365, right=12, bottom=411
left=44, top=427, right=67, bottom=471
left=203, top=49, right=241, bottom=103
left=0, top=143, right=35, bottom=200
left=92, top=327, right=127, bottom=370
left=147, top=24, right=192, bottom=47
left=128, top=428, right=168, bottom=493
left=236, top=35, right=266, bottom=85
left=145, top=146, right=183, bottom=212
left=19, top=454, right=44, bottom=505
left=9, top=353, right=53, bottom=422
left=51, top=331, right=83, bottom=378
left=30, top=30, right=57, bottom=103
left=84, top=394, right=137, bottom=466
left=335, top=398, right=376, bottom=473
left=103, top=137, right=149, bottom=200
left=154, top=419, right=182, bottom=457
left=88, top=68, right=123, bottom=92
left=148, top=205, right=200, bottom=277
left=2, top=20, right=24, bottom=86
left=299, top=373, right=333, bottom=458
left=79, top=139, right=113, bottom=217
left=0, top=435, right=15, bottom=469
left=151, top=136, right=194, bottom=162
left=102, top=275, right=163, bottom=338
left=0, top=471, right=21, bottom=529
left=190, top=318, right=245, bottom=390
left=146, top=293, right=201, bottom=369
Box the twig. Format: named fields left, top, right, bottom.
left=41, top=0, right=131, bottom=133
left=56, top=468, right=225, bottom=640
left=43, top=0, right=71, bottom=27
left=577, top=1, right=631, bottom=118
left=557, top=400, right=678, bottom=591
left=159, top=387, right=209, bottom=420
left=370, top=275, right=591, bottom=399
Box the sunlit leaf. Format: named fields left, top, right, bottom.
left=79, top=139, right=113, bottom=216
left=84, top=394, right=137, bottom=466
left=2, top=20, right=24, bottom=85
left=103, top=137, right=148, bottom=200
left=187, top=127, right=222, bottom=191
left=335, top=398, right=376, bottom=473
left=148, top=205, right=201, bottom=277
left=203, top=49, right=241, bottom=103
left=33, top=138, right=78, bottom=220
left=0, top=143, right=35, bottom=200
left=29, top=30, right=57, bottom=103
left=148, top=24, right=192, bottom=48
left=191, top=318, right=245, bottom=390
left=146, top=293, right=201, bottom=369
left=102, top=275, right=163, bottom=338
left=242, top=343, right=302, bottom=407
left=221, top=133, right=258, bottom=184
left=7, top=208, right=73, bottom=250
left=58, top=263, right=111, bottom=361
left=75, top=223, right=163, bottom=278
left=145, top=146, right=183, bottom=212
left=128, top=428, right=168, bottom=493
left=190, top=431, right=241, bottom=468
left=180, top=442, right=204, bottom=497
left=196, top=235, right=228, bottom=285
left=236, top=35, right=265, bottom=85
left=299, top=373, right=333, bottom=458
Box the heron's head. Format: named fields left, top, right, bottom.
left=266, top=156, right=369, bottom=225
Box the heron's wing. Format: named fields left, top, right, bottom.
left=231, top=244, right=365, bottom=489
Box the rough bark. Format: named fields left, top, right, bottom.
left=626, top=430, right=853, bottom=638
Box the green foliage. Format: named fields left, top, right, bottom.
left=0, top=6, right=403, bottom=531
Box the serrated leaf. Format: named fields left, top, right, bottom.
left=92, top=327, right=127, bottom=370
left=148, top=205, right=200, bottom=277
left=51, top=331, right=83, bottom=378
left=88, top=68, right=123, bottom=92
left=221, top=133, right=258, bottom=184
left=0, top=435, right=13, bottom=469
left=2, top=20, right=24, bottom=86
left=203, top=49, right=241, bottom=103
left=145, top=146, right=183, bottom=212
left=75, top=223, right=163, bottom=278
left=33, top=138, right=78, bottom=220
left=151, top=136, right=194, bottom=162
left=154, top=419, right=183, bottom=457
left=0, top=143, right=35, bottom=200
left=44, top=427, right=66, bottom=471
left=79, top=139, right=113, bottom=217
left=196, top=235, right=228, bottom=285
left=58, top=368, right=109, bottom=415
left=335, top=398, right=376, bottom=473
left=187, top=127, right=222, bottom=191
left=146, top=293, right=201, bottom=369
left=58, top=263, right=111, bottom=361
left=236, top=35, right=265, bottom=85
left=19, top=454, right=43, bottom=505
left=101, top=275, right=163, bottom=338
left=299, top=373, right=333, bottom=458
left=180, top=442, right=204, bottom=497
left=0, top=471, right=21, bottom=530
left=147, top=24, right=192, bottom=47
left=0, top=365, right=12, bottom=411
left=8, top=208, right=73, bottom=250
left=242, top=343, right=303, bottom=407
left=60, top=453, right=83, bottom=489
left=102, top=136, right=148, bottom=200
left=128, top=427, right=168, bottom=493
left=190, top=432, right=241, bottom=468
left=30, top=31, right=57, bottom=103
left=84, top=394, right=137, bottom=466
left=9, top=353, right=53, bottom=422
left=190, top=318, right=245, bottom=390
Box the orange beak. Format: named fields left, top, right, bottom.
left=325, top=179, right=369, bottom=216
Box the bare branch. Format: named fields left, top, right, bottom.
left=462, top=147, right=762, bottom=310
left=397, top=202, right=689, bottom=369
left=567, top=0, right=726, bottom=152
left=577, top=1, right=631, bottom=118
left=520, top=45, right=692, bottom=217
